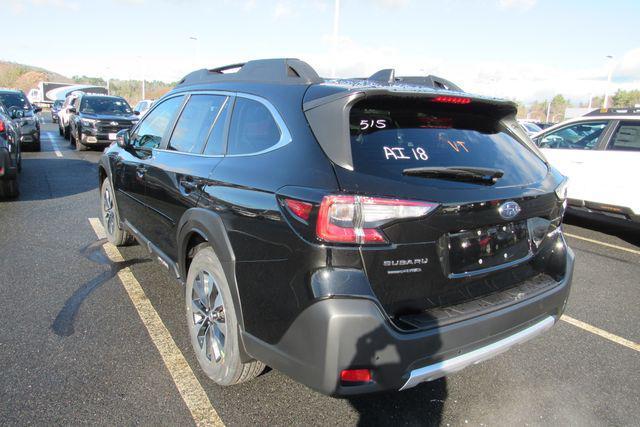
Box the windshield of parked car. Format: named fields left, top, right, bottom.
left=522, top=122, right=542, bottom=133
left=0, top=92, right=31, bottom=110
left=53, top=100, right=64, bottom=108
left=80, top=97, right=132, bottom=115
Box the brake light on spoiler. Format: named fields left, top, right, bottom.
left=316, top=195, right=438, bottom=244
left=431, top=95, right=471, bottom=104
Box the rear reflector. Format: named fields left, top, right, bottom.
left=285, top=198, right=313, bottom=221
left=340, top=369, right=372, bottom=384
left=317, top=195, right=438, bottom=244
left=432, top=95, right=471, bottom=104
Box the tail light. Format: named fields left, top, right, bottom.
left=316, top=195, right=438, bottom=244
left=0, top=120, right=5, bottom=133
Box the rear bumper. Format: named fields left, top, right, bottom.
left=568, top=199, right=640, bottom=225
left=243, top=246, right=574, bottom=396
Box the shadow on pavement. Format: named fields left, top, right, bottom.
left=346, top=313, right=447, bottom=426
left=17, top=157, right=98, bottom=201
left=565, top=212, right=640, bottom=247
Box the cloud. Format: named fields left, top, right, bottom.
left=273, top=1, right=294, bottom=19
left=498, top=0, right=537, bottom=11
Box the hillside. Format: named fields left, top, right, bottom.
left=0, top=60, right=175, bottom=105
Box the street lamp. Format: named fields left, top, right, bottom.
left=603, top=55, right=614, bottom=109
left=330, top=0, right=340, bottom=78
left=189, top=36, right=199, bottom=69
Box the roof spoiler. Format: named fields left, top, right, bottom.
left=366, top=69, right=463, bottom=91
left=177, top=58, right=323, bottom=87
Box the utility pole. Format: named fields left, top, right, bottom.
left=331, top=0, right=340, bottom=78
left=603, top=55, right=614, bottom=109
left=545, top=100, right=551, bottom=123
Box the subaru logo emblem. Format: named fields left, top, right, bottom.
left=110, top=121, right=118, bottom=126
left=498, top=201, right=521, bottom=220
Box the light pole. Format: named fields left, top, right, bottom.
left=330, top=0, right=340, bottom=78
left=603, top=55, right=614, bottom=109
left=137, top=56, right=146, bottom=100
left=189, top=36, right=199, bottom=69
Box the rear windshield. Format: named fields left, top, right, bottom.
left=349, top=100, right=547, bottom=187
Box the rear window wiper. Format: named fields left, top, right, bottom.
left=402, top=166, right=504, bottom=184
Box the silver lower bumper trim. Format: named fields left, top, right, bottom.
left=399, top=316, right=556, bottom=390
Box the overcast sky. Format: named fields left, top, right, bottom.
left=2, top=0, right=639, bottom=103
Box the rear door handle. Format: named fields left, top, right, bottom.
left=136, top=165, right=147, bottom=178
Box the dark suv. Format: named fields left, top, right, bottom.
left=0, top=89, right=41, bottom=151
left=98, top=59, right=574, bottom=396
left=0, top=103, right=21, bottom=198
left=69, top=94, right=138, bottom=151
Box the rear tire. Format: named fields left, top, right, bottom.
left=64, top=126, right=70, bottom=140
left=32, top=143, right=41, bottom=152
left=58, top=125, right=63, bottom=136
left=0, top=178, right=19, bottom=199
left=186, top=245, right=264, bottom=386
left=100, top=178, right=133, bottom=246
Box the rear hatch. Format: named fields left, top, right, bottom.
left=305, top=90, right=566, bottom=324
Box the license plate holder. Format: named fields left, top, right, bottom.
left=108, top=133, right=117, bottom=141
left=444, top=220, right=531, bottom=277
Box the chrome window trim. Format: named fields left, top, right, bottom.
left=150, top=90, right=292, bottom=158
left=225, top=92, right=293, bottom=157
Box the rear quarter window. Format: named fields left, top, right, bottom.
left=349, top=100, right=548, bottom=188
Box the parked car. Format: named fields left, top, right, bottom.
left=58, top=93, right=80, bottom=139
left=0, top=102, right=22, bottom=198
left=133, top=99, right=154, bottom=117
left=98, top=59, right=574, bottom=396
left=518, top=120, right=543, bottom=135
left=51, top=99, right=64, bottom=123
left=0, top=89, right=41, bottom=151
left=68, top=94, right=139, bottom=151
left=533, top=108, right=640, bottom=227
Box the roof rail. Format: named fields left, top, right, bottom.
left=585, top=107, right=640, bottom=116
left=366, top=69, right=463, bottom=92
left=177, top=58, right=323, bottom=87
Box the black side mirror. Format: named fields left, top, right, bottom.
left=133, top=110, right=140, bottom=116
left=10, top=109, right=24, bottom=119
left=116, top=129, right=131, bottom=148
left=33, top=106, right=42, bottom=113
left=68, top=107, right=76, bottom=114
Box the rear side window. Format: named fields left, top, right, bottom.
left=169, top=95, right=227, bottom=154
left=349, top=100, right=547, bottom=187
left=227, top=98, right=281, bottom=155
left=538, top=121, right=607, bottom=150
left=608, top=122, right=640, bottom=151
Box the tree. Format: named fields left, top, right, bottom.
left=612, top=89, right=640, bottom=108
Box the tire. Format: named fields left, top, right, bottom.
left=32, top=143, right=41, bottom=152
left=76, top=139, right=87, bottom=151
left=64, top=125, right=70, bottom=140
left=0, top=178, right=19, bottom=199
left=100, top=178, right=133, bottom=246
left=58, top=125, right=63, bottom=136
left=185, top=244, right=264, bottom=386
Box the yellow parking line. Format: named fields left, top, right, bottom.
left=564, top=232, right=640, bottom=256
left=561, top=315, right=640, bottom=352
left=88, top=218, right=223, bottom=427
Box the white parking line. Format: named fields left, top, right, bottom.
left=88, top=218, right=224, bottom=427
left=41, top=132, right=63, bottom=157
left=561, top=315, right=640, bottom=353
left=564, top=232, right=640, bottom=256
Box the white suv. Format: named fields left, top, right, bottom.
left=533, top=108, right=640, bottom=226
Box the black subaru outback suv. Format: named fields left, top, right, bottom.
left=98, top=59, right=574, bottom=396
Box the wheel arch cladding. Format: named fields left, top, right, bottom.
left=177, top=208, right=244, bottom=326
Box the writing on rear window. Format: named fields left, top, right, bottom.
left=384, top=146, right=429, bottom=160
left=359, top=118, right=390, bottom=130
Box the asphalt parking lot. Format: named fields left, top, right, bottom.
left=1, top=120, right=638, bottom=426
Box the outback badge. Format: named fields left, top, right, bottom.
left=498, top=201, right=521, bottom=220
